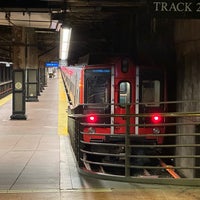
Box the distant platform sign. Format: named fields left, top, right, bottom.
left=45, top=62, right=59, bottom=67
left=151, top=1, right=200, bottom=18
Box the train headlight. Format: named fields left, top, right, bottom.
left=153, top=127, right=160, bottom=134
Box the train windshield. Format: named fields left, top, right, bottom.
left=139, top=67, right=164, bottom=108
left=85, top=69, right=111, bottom=105
left=141, top=80, right=160, bottom=107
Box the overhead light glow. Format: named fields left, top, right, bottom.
left=0, top=61, right=12, bottom=67
left=49, top=20, right=58, bottom=29
left=59, top=27, right=72, bottom=60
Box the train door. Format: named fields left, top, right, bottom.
left=113, top=58, right=136, bottom=135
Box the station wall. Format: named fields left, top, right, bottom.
left=174, top=19, right=200, bottom=178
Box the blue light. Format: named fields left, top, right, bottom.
left=45, top=62, right=59, bottom=67
left=92, top=69, right=110, bottom=73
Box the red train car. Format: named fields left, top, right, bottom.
left=61, top=56, right=166, bottom=147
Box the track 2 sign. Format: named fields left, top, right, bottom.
left=151, top=1, right=200, bottom=18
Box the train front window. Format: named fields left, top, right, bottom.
left=85, top=69, right=111, bottom=104
left=119, top=82, right=131, bottom=107
left=142, top=80, right=160, bottom=106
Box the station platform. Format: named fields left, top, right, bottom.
left=0, top=72, right=199, bottom=200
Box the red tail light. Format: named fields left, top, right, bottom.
left=151, top=113, right=162, bottom=124
left=86, top=114, right=98, bottom=123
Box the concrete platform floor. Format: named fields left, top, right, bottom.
left=0, top=75, right=199, bottom=199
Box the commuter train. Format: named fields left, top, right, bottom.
left=60, top=56, right=167, bottom=160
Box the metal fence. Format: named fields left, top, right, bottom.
left=0, top=80, right=12, bottom=99
left=68, top=102, right=200, bottom=186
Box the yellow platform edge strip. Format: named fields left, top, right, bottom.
left=0, top=94, right=12, bottom=106
left=58, top=71, right=68, bottom=136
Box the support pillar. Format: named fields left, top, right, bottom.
left=26, top=28, right=39, bottom=102
left=38, top=59, right=48, bottom=89
left=10, top=70, right=26, bottom=120
left=10, top=26, right=27, bottom=120
left=26, top=68, right=39, bottom=102
left=37, top=60, right=45, bottom=96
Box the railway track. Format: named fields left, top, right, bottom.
left=82, top=153, right=181, bottom=179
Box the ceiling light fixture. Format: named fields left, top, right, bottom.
left=0, top=61, right=13, bottom=67
left=59, top=27, right=72, bottom=60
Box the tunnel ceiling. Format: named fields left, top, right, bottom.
left=0, top=0, right=148, bottom=64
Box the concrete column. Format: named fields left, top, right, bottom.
left=10, top=26, right=27, bottom=120
left=174, top=19, right=200, bottom=178
left=26, top=28, right=39, bottom=102
left=12, top=26, right=26, bottom=69
left=38, top=59, right=47, bottom=94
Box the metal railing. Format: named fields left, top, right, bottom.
left=0, top=80, right=12, bottom=99
left=68, top=102, right=200, bottom=186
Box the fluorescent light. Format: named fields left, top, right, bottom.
left=50, top=20, right=58, bottom=29
left=59, top=27, right=72, bottom=60
left=0, top=61, right=12, bottom=67
left=56, top=23, right=62, bottom=31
